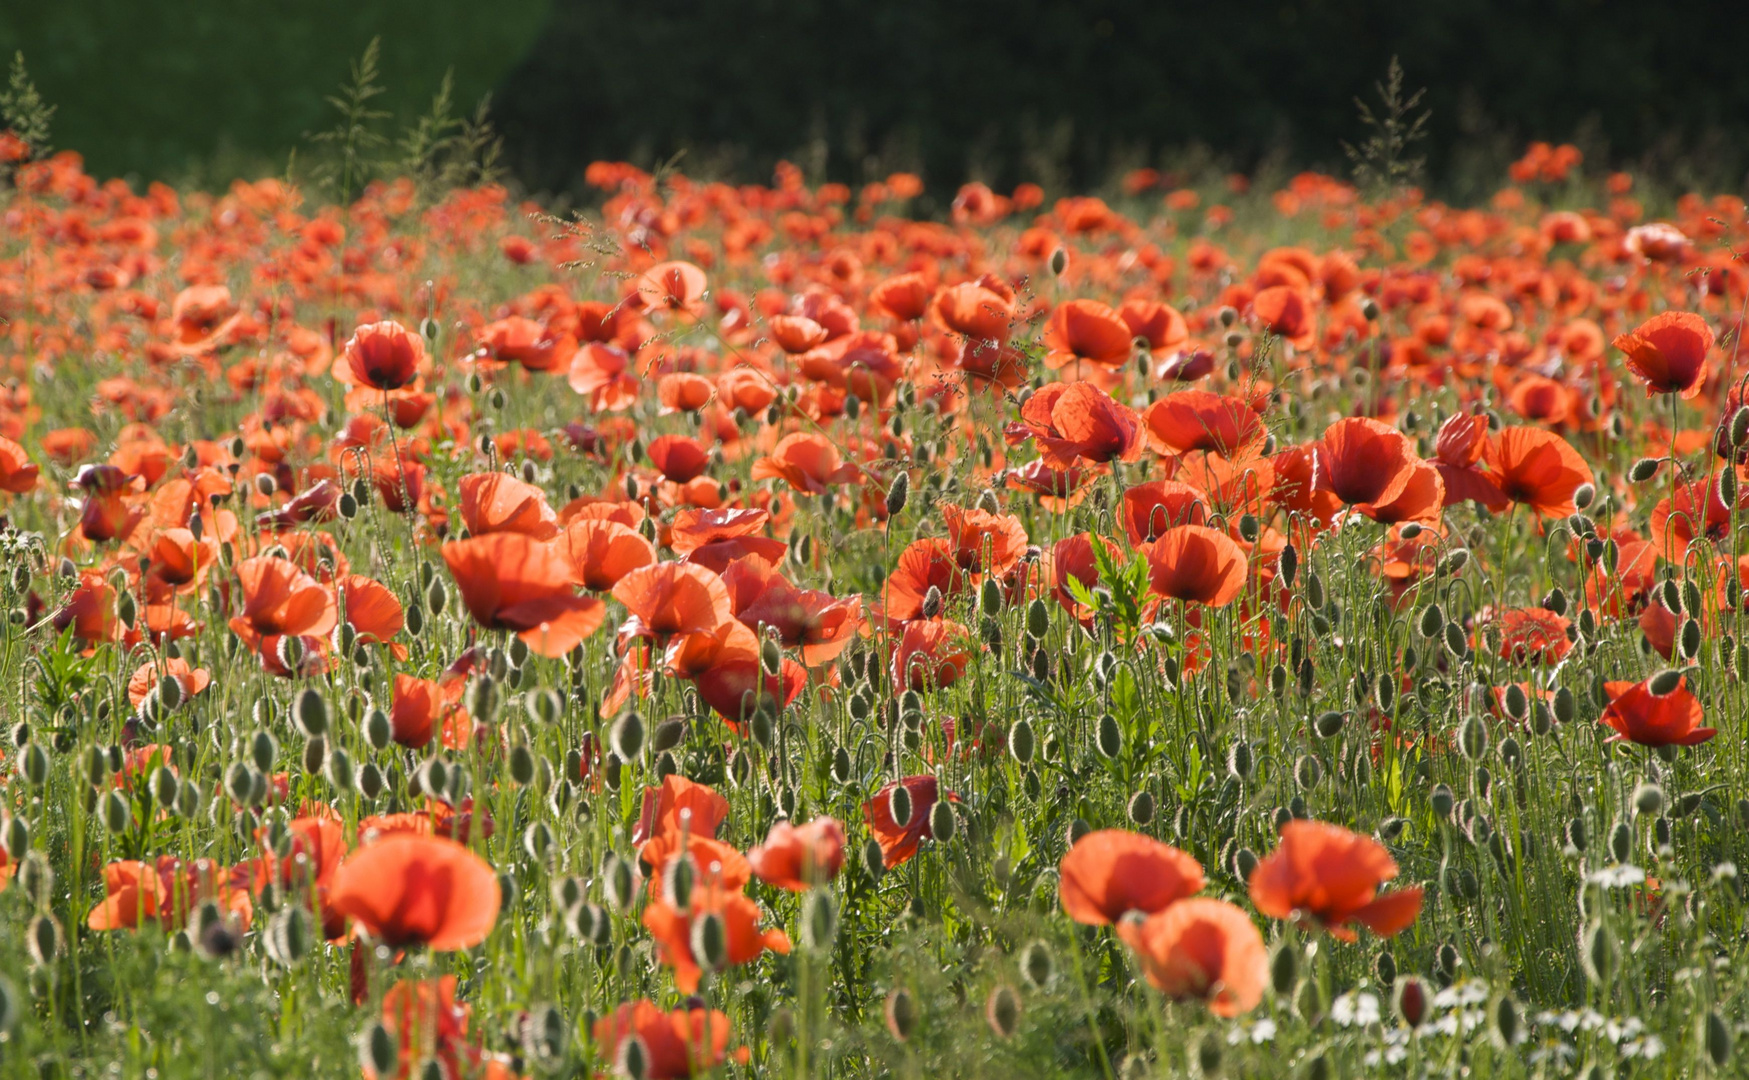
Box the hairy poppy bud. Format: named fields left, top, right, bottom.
left=928, top=798, right=957, bottom=843
left=1582, top=920, right=1617, bottom=986
left=885, top=988, right=917, bottom=1042
left=986, top=985, right=1022, bottom=1038
left=1020, top=940, right=1054, bottom=990
left=1628, top=457, right=1661, bottom=483
left=1049, top=248, right=1069, bottom=277
left=1269, top=940, right=1298, bottom=996
left=801, top=890, right=838, bottom=952
left=884, top=471, right=909, bottom=517
left=1396, top=976, right=1428, bottom=1028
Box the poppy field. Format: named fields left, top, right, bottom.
left=1, top=125, right=1748, bottom=1080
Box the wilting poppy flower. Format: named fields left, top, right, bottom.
left=442, top=533, right=605, bottom=656
left=863, top=776, right=951, bottom=868
left=326, top=834, right=500, bottom=950
left=341, top=320, right=425, bottom=391
left=256, top=478, right=342, bottom=532
left=1613, top=311, right=1712, bottom=398
left=751, top=432, right=861, bottom=494
left=1485, top=427, right=1593, bottom=518
left=633, top=775, right=730, bottom=847
left=0, top=435, right=38, bottom=493
left=1058, top=829, right=1204, bottom=925
left=593, top=999, right=741, bottom=1079
left=1143, top=391, right=1266, bottom=459
left=614, top=562, right=735, bottom=642
left=1145, top=525, right=1247, bottom=607
left=1117, top=898, right=1267, bottom=1017
left=1599, top=675, right=1714, bottom=747
left=1315, top=418, right=1416, bottom=511
left=1043, top=298, right=1134, bottom=371
left=563, top=519, right=657, bottom=590
left=748, top=817, right=847, bottom=891
left=456, top=472, right=558, bottom=539
left=1248, top=820, right=1424, bottom=941
left=642, top=883, right=791, bottom=993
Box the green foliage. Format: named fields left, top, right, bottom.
left=0, top=51, right=52, bottom=159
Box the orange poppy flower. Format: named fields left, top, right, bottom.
left=88, top=856, right=252, bottom=933
left=1650, top=474, right=1739, bottom=556
left=1599, top=675, right=1714, bottom=747
left=725, top=557, right=862, bottom=666
left=441, top=533, right=606, bottom=656
left=593, top=999, right=741, bottom=1079
left=931, top=280, right=1015, bottom=340
left=1116, top=898, right=1267, bottom=1017
left=748, top=817, right=847, bottom=891
left=657, top=371, right=717, bottom=413
left=1315, top=418, right=1416, bottom=511
left=863, top=775, right=951, bottom=868
left=1142, top=390, right=1267, bottom=459
left=640, top=835, right=752, bottom=896
left=0, top=434, right=37, bottom=493
left=1058, top=830, right=1204, bottom=925
left=648, top=434, right=713, bottom=484
left=338, top=573, right=406, bottom=652
left=1484, top=427, right=1593, bottom=518
left=567, top=342, right=641, bottom=412
left=74, top=463, right=140, bottom=542
left=1251, top=285, right=1317, bottom=349
left=1432, top=413, right=1509, bottom=512
left=1119, top=298, right=1189, bottom=355
left=326, top=834, right=500, bottom=950
left=641, top=883, right=791, bottom=994
left=1365, top=458, right=1445, bottom=527
left=474, top=316, right=577, bottom=373
left=750, top=432, right=861, bottom=495
left=880, top=538, right=967, bottom=622
left=341, top=320, right=425, bottom=391
left=1043, top=298, right=1134, bottom=371
left=1145, top=525, right=1247, bottom=607
left=1044, top=531, right=1123, bottom=624
left=1478, top=606, right=1573, bottom=665
left=1613, top=310, right=1712, bottom=398
left=389, top=673, right=455, bottom=750
left=1120, top=480, right=1208, bottom=547
left=1248, top=820, right=1424, bottom=941
left=693, top=649, right=809, bottom=728
left=613, top=562, right=735, bottom=642
left=456, top=471, right=559, bottom=540
left=941, top=504, right=1030, bottom=577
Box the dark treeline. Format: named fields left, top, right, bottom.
left=492, top=0, right=1749, bottom=198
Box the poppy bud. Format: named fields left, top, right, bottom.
left=1395, top=976, right=1428, bottom=1028
left=1127, top=790, right=1155, bottom=825
left=603, top=854, right=636, bottom=911
left=1008, top=718, right=1036, bottom=764
left=861, top=836, right=885, bottom=883
left=1430, top=783, right=1455, bottom=819
left=1374, top=950, right=1397, bottom=986
left=116, top=590, right=136, bottom=629
left=1049, top=247, right=1069, bottom=277
left=1608, top=820, right=1632, bottom=862
left=885, top=988, right=917, bottom=1042
left=1313, top=710, right=1346, bottom=738
left=1020, top=940, right=1055, bottom=990
left=18, top=742, right=47, bottom=787
left=1278, top=544, right=1298, bottom=588
left=883, top=470, right=910, bottom=517
left=267, top=904, right=312, bottom=967
left=1096, top=714, right=1123, bottom=759
left=929, top=798, right=957, bottom=843
left=1218, top=306, right=1238, bottom=328
left=1025, top=598, right=1050, bottom=639
left=689, top=909, right=728, bottom=972
left=28, top=914, right=61, bottom=967
left=1193, top=1030, right=1223, bottom=1076
left=616, top=1034, right=651, bottom=1080
left=1293, top=754, right=1322, bottom=789
left=1581, top=920, right=1617, bottom=986
left=1633, top=782, right=1665, bottom=817
left=293, top=687, right=329, bottom=738
left=1627, top=457, right=1661, bottom=483
left=361, top=1023, right=398, bottom=1078
left=524, top=821, right=553, bottom=862
left=0, top=817, right=26, bottom=861
left=1067, top=817, right=1091, bottom=847
left=888, top=783, right=913, bottom=829
left=151, top=764, right=179, bottom=810
left=801, top=889, right=838, bottom=952
left=1707, top=1010, right=1733, bottom=1067
left=986, top=984, right=1022, bottom=1039
left=1269, top=940, right=1298, bottom=996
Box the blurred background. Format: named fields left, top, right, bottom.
left=6, top=0, right=1749, bottom=198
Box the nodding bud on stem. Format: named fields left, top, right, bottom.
left=1628, top=457, right=1660, bottom=483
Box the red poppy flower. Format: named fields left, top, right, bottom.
left=1432, top=413, right=1509, bottom=512
left=474, top=316, right=577, bottom=373
left=1045, top=532, right=1124, bottom=623
left=389, top=673, right=461, bottom=750
left=1251, top=285, right=1317, bottom=349
left=725, top=557, right=862, bottom=666
left=593, top=1000, right=741, bottom=1079
left=614, top=562, right=735, bottom=642
left=1142, top=390, right=1267, bottom=459
left=341, top=320, right=425, bottom=391
left=1478, top=606, right=1573, bottom=665
left=1117, top=898, right=1267, bottom=1017
left=1599, top=675, right=1714, bottom=747
left=1248, top=820, right=1424, bottom=941
left=646, top=434, right=713, bottom=485
left=1315, top=418, right=1416, bottom=510
left=641, top=883, right=791, bottom=994
left=633, top=775, right=730, bottom=847
left=1485, top=427, right=1593, bottom=518
left=890, top=617, right=972, bottom=692
left=668, top=507, right=788, bottom=575
left=1016, top=382, right=1145, bottom=469
left=692, top=651, right=809, bottom=728
left=456, top=472, right=559, bottom=540
left=748, top=817, right=847, bottom=891
left=441, top=533, right=606, bottom=656
left=931, top=280, right=1015, bottom=340
left=1120, top=480, right=1208, bottom=546
left=125, top=657, right=211, bottom=708
left=1058, top=829, right=1204, bottom=925
left=1145, top=525, right=1247, bottom=607
left=326, top=834, right=500, bottom=950
left=1613, top=311, right=1712, bottom=398
left=562, top=519, right=657, bottom=591
left=0, top=435, right=38, bottom=493
left=228, top=555, right=338, bottom=657
left=74, top=463, right=140, bottom=542
left=1365, top=458, right=1445, bottom=527
left=880, top=538, right=967, bottom=621
left=750, top=432, right=861, bottom=494
left=1119, top=299, right=1189, bottom=355
left=941, top=504, right=1030, bottom=577
left=636, top=261, right=709, bottom=315
left=871, top=272, right=933, bottom=322
left=1043, top=298, right=1134, bottom=371
left=88, top=856, right=252, bottom=933
left=863, top=776, right=952, bottom=868
left=640, top=835, right=752, bottom=896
